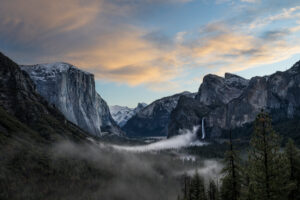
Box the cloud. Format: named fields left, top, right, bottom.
left=174, top=2, right=300, bottom=76
left=1, top=0, right=300, bottom=92
left=0, top=0, right=102, bottom=42
left=112, top=126, right=206, bottom=152
left=240, top=0, right=259, bottom=3
left=250, top=6, right=300, bottom=29
left=59, top=26, right=182, bottom=86
left=0, top=0, right=193, bottom=90
left=177, top=21, right=300, bottom=76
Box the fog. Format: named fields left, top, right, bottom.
left=48, top=135, right=222, bottom=200
left=184, top=160, right=223, bottom=184
left=0, top=124, right=222, bottom=200
left=112, top=126, right=208, bottom=152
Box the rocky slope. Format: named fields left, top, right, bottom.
left=123, top=92, right=196, bottom=137
left=21, top=63, right=122, bottom=136
left=110, top=103, right=147, bottom=127
left=168, top=61, right=300, bottom=138
left=195, top=73, right=249, bottom=106
left=0, top=52, right=125, bottom=200
left=0, top=51, right=89, bottom=141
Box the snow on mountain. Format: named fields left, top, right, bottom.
left=110, top=103, right=147, bottom=127
left=169, top=60, right=300, bottom=138
left=21, top=62, right=122, bottom=137
left=123, top=91, right=196, bottom=137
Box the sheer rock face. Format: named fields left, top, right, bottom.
left=21, top=63, right=122, bottom=137
left=168, top=61, right=300, bottom=138
left=0, top=51, right=88, bottom=140
left=123, top=92, right=196, bottom=137
left=195, top=73, right=249, bottom=106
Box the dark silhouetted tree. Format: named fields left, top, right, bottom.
left=181, top=173, right=191, bottom=200
left=248, top=111, right=289, bottom=200
left=207, top=179, right=219, bottom=200
left=285, top=138, right=300, bottom=200
left=189, top=170, right=207, bottom=200
left=220, top=130, right=242, bottom=200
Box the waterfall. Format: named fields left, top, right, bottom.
left=201, top=117, right=206, bottom=139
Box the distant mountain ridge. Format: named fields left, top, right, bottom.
left=21, top=62, right=122, bottom=137
left=110, top=103, right=147, bottom=127
left=123, top=91, right=196, bottom=137
left=168, top=60, right=300, bottom=139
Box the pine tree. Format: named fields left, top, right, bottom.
left=285, top=138, right=300, bottom=200
left=189, top=170, right=207, bottom=200
left=248, top=111, right=289, bottom=200
left=240, top=166, right=255, bottom=200
left=181, top=173, right=191, bottom=200
left=220, top=130, right=242, bottom=200
left=207, top=179, right=219, bottom=200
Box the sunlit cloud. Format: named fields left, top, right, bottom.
left=1, top=0, right=300, bottom=93
left=0, top=0, right=189, bottom=90
left=178, top=22, right=300, bottom=75
left=250, top=6, right=300, bottom=29
left=59, top=27, right=182, bottom=86
left=240, top=0, right=259, bottom=3
left=0, top=0, right=102, bottom=42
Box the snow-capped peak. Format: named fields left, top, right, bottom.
left=110, top=103, right=147, bottom=127
left=21, top=62, right=92, bottom=80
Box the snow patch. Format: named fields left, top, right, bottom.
left=110, top=103, right=147, bottom=127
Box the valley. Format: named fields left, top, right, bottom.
left=0, top=50, right=299, bottom=200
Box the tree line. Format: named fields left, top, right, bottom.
left=177, top=111, right=300, bottom=200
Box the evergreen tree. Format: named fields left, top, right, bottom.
left=240, top=166, right=255, bottom=200
left=181, top=173, right=191, bottom=200
left=189, top=170, right=207, bottom=200
left=248, top=111, right=289, bottom=200
left=207, top=179, right=219, bottom=200
left=220, top=130, right=242, bottom=200
left=285, top=138, right=300, bottom=200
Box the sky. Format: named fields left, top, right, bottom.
left=1, top=0, right=300, bottom=107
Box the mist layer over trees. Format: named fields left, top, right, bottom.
left=177, top=111, right=300, bottom=200
left=0, top=137, right=222, bottom=200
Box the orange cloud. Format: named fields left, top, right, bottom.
left=0, top=0, right=102, bottom=41
left=0, top=0, right=185, bottom=90
left=1, top=0, right=300, bottom=93
left=176, top=23, right=300, bottom=77
left=59, top=27, right=182, bottom=86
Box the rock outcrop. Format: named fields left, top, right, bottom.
left=123, top=92, right=196, bottom=137
left=168, top=61, right=300, bottom=138
left=195, top=73, right=249, bottom=106
left=0, top=52, right=88, bottom=140
left=21, top=63, right=122, bottom=137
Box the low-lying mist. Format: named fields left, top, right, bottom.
left=52, top=141, right=182, bottom=200
left=112, top=126, right=207, bottom=152
left=49, top=136, right=222, bottom=200
left=0, top=126, right=222, bottom=200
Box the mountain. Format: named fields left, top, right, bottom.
left=168, top=61, right=300, bottom=140
left=195, top=73, right=249, bottom=106
left=0, top=52, right=125, bottom=200
left=110, top=103, right=147, bottom=127
left=21, top=63, right=122, bottom=137
left=123, top=92, right=196, bottom=137
left=0, top=52, right=91, bottom=142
